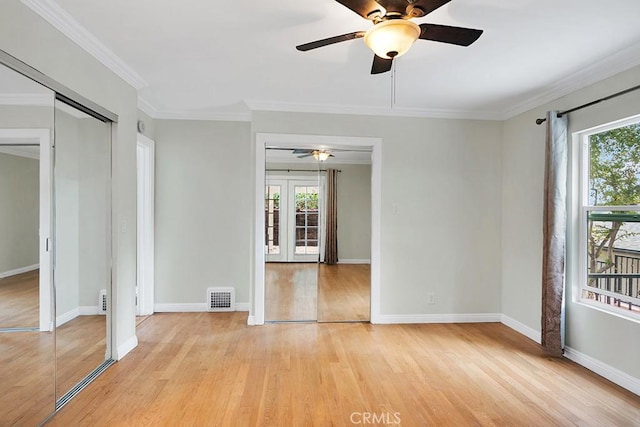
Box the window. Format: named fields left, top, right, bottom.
left=578, top=115, right=640, bottom=319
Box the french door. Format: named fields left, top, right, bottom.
left=266, top=179, right=321, bottom=262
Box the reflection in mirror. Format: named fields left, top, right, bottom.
left=264, top=146, right=372, bottom=323
left=264, top=147, right=320, bottom=321
left=0, top=63, right=56, bottom=425
left=54, top=99, right=111, bottom=402
left=316, top=160, right=372, bottom=322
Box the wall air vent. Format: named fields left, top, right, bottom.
left=206, top=287, right=235, bottom=312
left=98, top=289, right=107, bottom=314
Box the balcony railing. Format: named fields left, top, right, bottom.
left=588, top=255, right=640, bottom=312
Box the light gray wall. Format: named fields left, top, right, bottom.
left=54, top=110, right=80, bottom=315
left=0, top=153, right=39, bottom=274
left=1, top=0, right=139, bottom=356
left=253, top=112, right=504, bottom=315
left=502, top=64, right=640, bottom=380
left=337, top=164, right=371, bottom=262
left=154, top=119, right=252, bottom=305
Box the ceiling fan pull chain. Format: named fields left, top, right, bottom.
left=391, top=60, right=397, bottom=109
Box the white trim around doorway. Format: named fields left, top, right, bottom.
left=251, top=133, right=382, bottom=325
left=136, top=133, right=155, bottom=316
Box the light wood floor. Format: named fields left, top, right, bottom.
left=56, top=315, right=107, bottom=398
left=265, top=263, right=318, bottom=321
left=318, top=264, right=370, bottom=322
left=48, top=312, right=640, bottom=426
left=0, top=330, right=55, bottom=426
left=0, top=269, right=39, bottom=328
left=265, top=263, right=370, bottom=322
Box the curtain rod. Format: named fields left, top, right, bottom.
left=535, top=83, right=640, bottom=125
left=266, top=168, right=341, bottom=173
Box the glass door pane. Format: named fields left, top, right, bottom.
left=292, top=184, right=319, bottom=261
left=265, top=182, right=286, bottom=262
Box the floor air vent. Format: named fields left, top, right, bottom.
left=207, top=287, right=235, bottom=312
left=98, top=289, right=107, bottom=314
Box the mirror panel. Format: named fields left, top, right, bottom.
left=54, top=99, right=111, bottom=400
left=0, top=62, right=56, bottom=425
left=317, top=162, right=372, bottom=322
left=264, top=148, right=319, bottom=321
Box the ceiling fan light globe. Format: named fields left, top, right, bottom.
left=313, top=150, right=331, bottom=161
left=364, top=20, right=421, bottom=60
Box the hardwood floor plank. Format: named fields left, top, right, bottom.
left=0, top=269, right=39, bottom=328
left=46, top=312, right=640, bottom=426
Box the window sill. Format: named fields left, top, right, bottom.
left=575, top=299, right=640, bottom=325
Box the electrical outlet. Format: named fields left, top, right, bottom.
left=426, top=293, right=435, bottom=304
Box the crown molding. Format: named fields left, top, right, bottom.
left=137, top=96, right=158, bottom=117
left=21, top=0, right=147, bottom=90
left=500, top=42, right=640, bottom=120
left=137, top=96, right=251, bottom=121
left=245, top=99, right=502, bottom=121
left=151, top=109, right=252, bottom=122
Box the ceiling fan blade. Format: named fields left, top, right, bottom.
left=298, top=153, right=314, bottom=158
left=335, top=0, right=385, bottom=19
left=406, top=0, right=451, bottom=17
left=292, top=149, right=313, bottom=154
left=371, top=55, right=393, bottom=74
left=419, top=23, right=483, bottom=46
left=296, top=31, right=366, bottom=52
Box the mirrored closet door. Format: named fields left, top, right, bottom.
left=53, top=99, right=112, bottom=402
left=263, top=146, right=373, bottom=323
left=264, top=148, right=320, bottom=322
left=0, top=50, right=115, bottom=424
left=0, top=62, right=56, bottom=426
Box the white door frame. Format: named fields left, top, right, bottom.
left=251, top=133, right=382, bottom=325
left=0, top=129, right=52, bottom=331
left=136, top=133, right=155, bottom=316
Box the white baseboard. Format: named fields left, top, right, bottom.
left=154, top=302, right=250, bottom=312
left=376, top=313, right=501, bottom=324
left=116, top=335, right=138, bottom=361
left=247, top=315, right=256, bottom=325
left=564, top=346, right=640, bottom=396
left=57, top=307, right=79, bottom=326
left=79, top=306, right=99, bottom=316
left=337, top=259, right=371, bottom=264
left=0, top=263, right=39, bottom=279
left=501, top=314, right=541, bottom=344
left=235, top=302, right=250, bottom=312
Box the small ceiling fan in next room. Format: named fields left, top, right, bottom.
left=296, top=0, right=483, bottom=74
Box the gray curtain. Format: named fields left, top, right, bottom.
left=541, top=110, right=568, bottom=357
left=324, top=168, right=338, bottom=265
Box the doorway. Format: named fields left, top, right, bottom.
left=136, top=133, right=155, bottom=316
left=0, top=129, right=52, bottom=332
left=253, top=133, right=382, bottom=326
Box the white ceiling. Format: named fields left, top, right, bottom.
left=28, top=0, right=640, bottom=120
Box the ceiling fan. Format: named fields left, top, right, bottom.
left=292, top=149, right=335, bottom=161
left=296, top=0, right=483, bottom=74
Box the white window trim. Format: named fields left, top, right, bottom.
left=574, top=113, right=640, bottom=322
